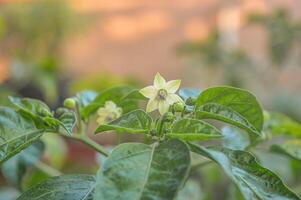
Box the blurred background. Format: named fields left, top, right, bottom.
left=0, top=0, right=301, bottom=199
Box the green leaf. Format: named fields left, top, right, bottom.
left=17, top=174, right=96, bottom=200
left=81, top=86, right=137, bottom=119
left=271, top=140, right=301, bottom=162
left=9, top=96, right=52, bottom=119
left=0, top=107, right=44, bottom=163
left=221, top=126, right=250, bottom=150
left=95, top=110, right=152, bottom=134
left=1, top=141, right=44, bottom=189
left=264, top=112, right=301, bottom=137
left=55, top=108, right=77, bottom=134
left=94, top=140, right=191, bottom=200
left=168, top=118, right=222, bottom=141
left=194, top=87, right=263, bottom=138
left=189, top=143, right=300, bottom=200
left=9, top=96, right=76, bottom=134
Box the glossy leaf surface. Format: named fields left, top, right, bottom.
left=168, top=118, right=222, bottom=141
left=9, top=96, right=52, bottom=118
left=17, top=175, right=96, bottom=200
left=95, top=110, right=152, bottom=134
left=94, top=140, right=191, bottom=200
left=189, top=143, right=300, bottom=200
left=195, top=87, right=263, bottom=138
left=0, top=107, right=44, bottom=163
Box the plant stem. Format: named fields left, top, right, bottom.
left=34, top=161, right=62, bottom=177
left=59, top=133, right=109, bottom=157
left=75, top=104, right=85, bottom=135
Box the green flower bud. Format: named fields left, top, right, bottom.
left=185, top=97, right=196, bottom=106
left=63, top=98, right=76, bottom=109
left=163, top=112, right=175, bottom=122
left=173, top=102, right=185, bottom=112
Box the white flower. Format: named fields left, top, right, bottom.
left=139, top=73, right=184, bottom=115
left=97, top=101, right=122, bottom=125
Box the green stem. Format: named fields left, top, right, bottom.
left=75, top=104, right=85, bottom=135
left=34, top=161, right=62, bottom=177
left=59, top=133, right=109, bottom=157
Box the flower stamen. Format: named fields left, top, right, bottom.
left=157, top=89, right=168, bottom=100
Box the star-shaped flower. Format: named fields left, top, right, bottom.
left=139, top=73, right=184, bottom=115
left=97, top=101, right=122, bottom=125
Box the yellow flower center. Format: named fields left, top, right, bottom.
left=157, top=89, right=167, bottom=100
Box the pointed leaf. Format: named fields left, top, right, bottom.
left=9, top=96, right=52, bottom=119
left=0, top=107, right=44, bottom=163
left=94, top=140, right=191, bottom=200
left=189, top=143, right=300, bottom=200
left=168, top=118, right=222, bottom=141
left=194, top=87, right=263, bottom=138
left=95, top=110, right=152, bottom=134
left=17, top=174, right=96, bottom=200
left=271, top=140, right=301, bottom=162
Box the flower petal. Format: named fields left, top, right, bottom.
left=158, top=100, right=170, bottom=115
left=139, top=86, right=157, bottom=99
left=154, top=73, right=166, bottom=89
left=167, top=94, right=184, bottom=104
left=105, top=101, right=117, bottom=110
left=146, top=98, right=158, bottom=113
left=165, top=80, right=181, bottom=93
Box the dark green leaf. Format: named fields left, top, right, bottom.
left=55, top=108, right=76, bottom=134
left=94, top=140, right=191, bottom=200
left=0, top=107, right=44, bottom=163
left=9, top=96, right=52, bottom=119
left=189, top=143, right=300, bottom=200
left=95, top=110, right=152, bottom=134
left=194, top=87, right=263, bottom=138
left=81, top=86, right=137, bottom=119
left=168, top=118, right=222, bottom=141
left=17, top=174, right=96, bottom=200
left=221, top=126, right=250, bottom=150
left=1, top=141, right=44, bottom=188
left=271, top=140, right=301, bottom=162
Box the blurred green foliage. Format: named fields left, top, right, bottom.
left=0, top=0, right=84, bottom=105
left=249, top=9, right=301, bottom=66
left=177, top=31, right=251, bottom=87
